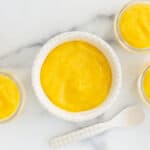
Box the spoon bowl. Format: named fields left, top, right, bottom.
left=111, top=105, right=145, bottom=127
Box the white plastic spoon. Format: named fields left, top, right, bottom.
left=49, top=105, right=144, bottom=148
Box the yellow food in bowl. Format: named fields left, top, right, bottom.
left=40, top=41, right=112, bottom=112
left=143, top=67, right=150, bottom=100
left=0, top=74, right=20, bottom=120
left=118, top=3, right=150, bottom=49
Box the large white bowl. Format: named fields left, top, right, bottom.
left=32, top=31, right=122, bottom=122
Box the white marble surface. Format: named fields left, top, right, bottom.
left=0, top=0, right=150, bottom=150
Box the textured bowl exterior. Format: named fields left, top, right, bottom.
left=32, top=31, right=122, bottom=122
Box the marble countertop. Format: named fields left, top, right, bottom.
left=0, top=0, right=150, bottom=150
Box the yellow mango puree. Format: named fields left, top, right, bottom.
left=143, top=67, right=150, bottom=100
left=40, top=41, right=112, bottom=112
left=119, top=3, right=150, bottom=49
left=0, top=74, right=20, bottom=120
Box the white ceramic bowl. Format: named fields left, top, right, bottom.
left=32, top=31, right=122, bottom=122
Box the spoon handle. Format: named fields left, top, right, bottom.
left=49, top=121, right=112, bottom=148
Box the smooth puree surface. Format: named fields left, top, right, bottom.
left=143, top=67, right=150, bottom=100
left=40, top=41, right=112, bottom=112
left=0, top=74, right=20, bottom=120
left=119, top=3, right=150, bottom=49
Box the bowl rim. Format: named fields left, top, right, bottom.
left=32, top=31, right=122, bottom=122
left=114, top=0, right=150, bottom=53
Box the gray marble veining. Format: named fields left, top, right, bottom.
left=0, top=0, right=150, bottom=150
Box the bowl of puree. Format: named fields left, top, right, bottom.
left=138, top=64, right=150, bottom=106
left=0, top=71, right=24, bottom=123
left=32, top=31, right=121, bottom=122
left=114, top=0, right=150, bottom=52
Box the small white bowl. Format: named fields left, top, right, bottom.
left=137, top=64, right=150, bottom=106
left=114, top=0, right=150, bottom=53
left=32, top=31, right=122, bottom=122
left=0, top=70, right=25, bottom=123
